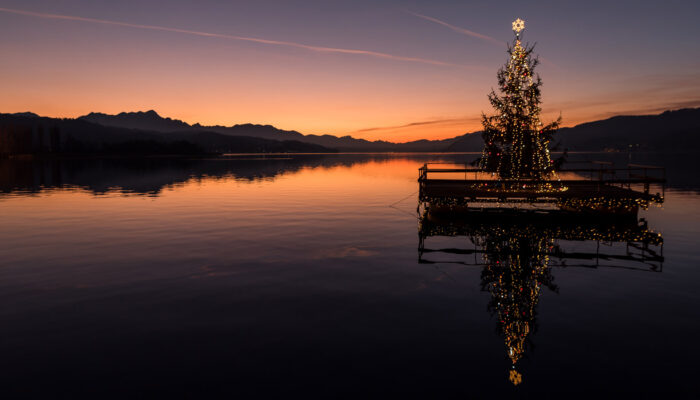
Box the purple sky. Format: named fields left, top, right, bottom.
left=1, top=0, right=698, bottom=141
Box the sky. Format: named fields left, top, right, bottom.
left=1, top=0, right=699, bottom=142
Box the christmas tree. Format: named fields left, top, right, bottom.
left=480, top=18, right=562, bottom=180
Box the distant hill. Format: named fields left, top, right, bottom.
left=557, top=108, right=700, bottom=151
left=446, top=108, right=700, bottom=152
left=4, top=107, right=698, bottom=155
left=80, top=111, right=307, bottom=141
left=11, top=112, right=40, bottom=118
left=444, top=132, right=484, bottom=152
left=0, top=114, right=334, bottom=156
left=79, top=110, right=462, bottom=152
left=81, top=110, right=191, bottom=133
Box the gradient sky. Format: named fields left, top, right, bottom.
left=1, top=0, right=699, bottom=142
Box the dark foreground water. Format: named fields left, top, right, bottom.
left=1, top=153, right=699, bottom=398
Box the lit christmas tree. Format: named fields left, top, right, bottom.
left=480, top=18, right=563, bottom=180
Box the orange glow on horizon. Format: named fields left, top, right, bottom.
left=2, top=104, right=687, bottom=143
left=1, top=5, right=699, bottom=143
left=0, top=104, right=684, bottom=143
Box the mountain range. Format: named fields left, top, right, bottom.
left=78, top=108, right=700, bottom=152
left=79, top=110, right=456, bottom=152
left=1, top=107, right=699, bottom=156
left=0, top=113, right=333, bottom=155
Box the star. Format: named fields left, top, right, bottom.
left=512, top=18, right=525, bottom=33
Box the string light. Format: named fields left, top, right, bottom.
left=414, top=20, right=668, bottom=388
left=418, top=18, right=665, bottom=213
left=479, top=18, right=563, bottom=186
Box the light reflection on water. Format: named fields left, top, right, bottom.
left=0, top=153, right=699, bottom=397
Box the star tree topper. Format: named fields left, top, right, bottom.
left=512, top=18, right=525, bottom=34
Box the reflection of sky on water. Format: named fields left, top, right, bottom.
left=0, top=154, right=698, bottom=397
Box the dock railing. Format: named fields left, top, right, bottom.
left=418, top=161, right=665, bottom=195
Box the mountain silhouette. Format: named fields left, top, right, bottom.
left=11, top=112, right=40, bottom=118
left=446, top=107, right=700, bottom=152
left=79, top=111, right=307, bottom=141
left=557, top=108, right=700, bottom=151
left=3, top=108, right=698, bottom=156
left=79, top=110, right=462, bottom=151
left=80, top=108, right=700, bottom=153
left=80, top=110, right=191, bottom=133
left=0, top=114, right=334, bottom=156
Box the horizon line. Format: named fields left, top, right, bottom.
left=3, top=106, right=698, bottom=144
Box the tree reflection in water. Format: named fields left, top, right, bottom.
left=418, top=210, right=663, bottom=385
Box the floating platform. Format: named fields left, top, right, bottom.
left=418, top=162, right=666, bottom=214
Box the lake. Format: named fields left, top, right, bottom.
left=1, top=153, right=699, bottom=398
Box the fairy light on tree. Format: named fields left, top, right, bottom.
left=480, top=18, right=563, bottom=181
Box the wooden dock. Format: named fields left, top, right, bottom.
left=418, top=162, right=665, bottom=213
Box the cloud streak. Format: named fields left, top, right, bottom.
left=0, top=7, right=457, bottom=67
left=406, top=11, right=503, bottom=46
left=355, top=116, right=481, bottom=134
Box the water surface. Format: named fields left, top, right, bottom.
left=1, top=153, right=698, bottom=397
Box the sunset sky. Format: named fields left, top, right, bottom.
left=1, top=0, right=699, bottom=142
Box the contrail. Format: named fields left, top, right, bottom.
left=0, top=7, right=457, bottom=67
left=407, top=10, right=560, bottom=69
left=406, top=11, right=503, bottom=46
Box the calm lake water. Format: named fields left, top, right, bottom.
left=1, top=153, right=699, bottom=398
